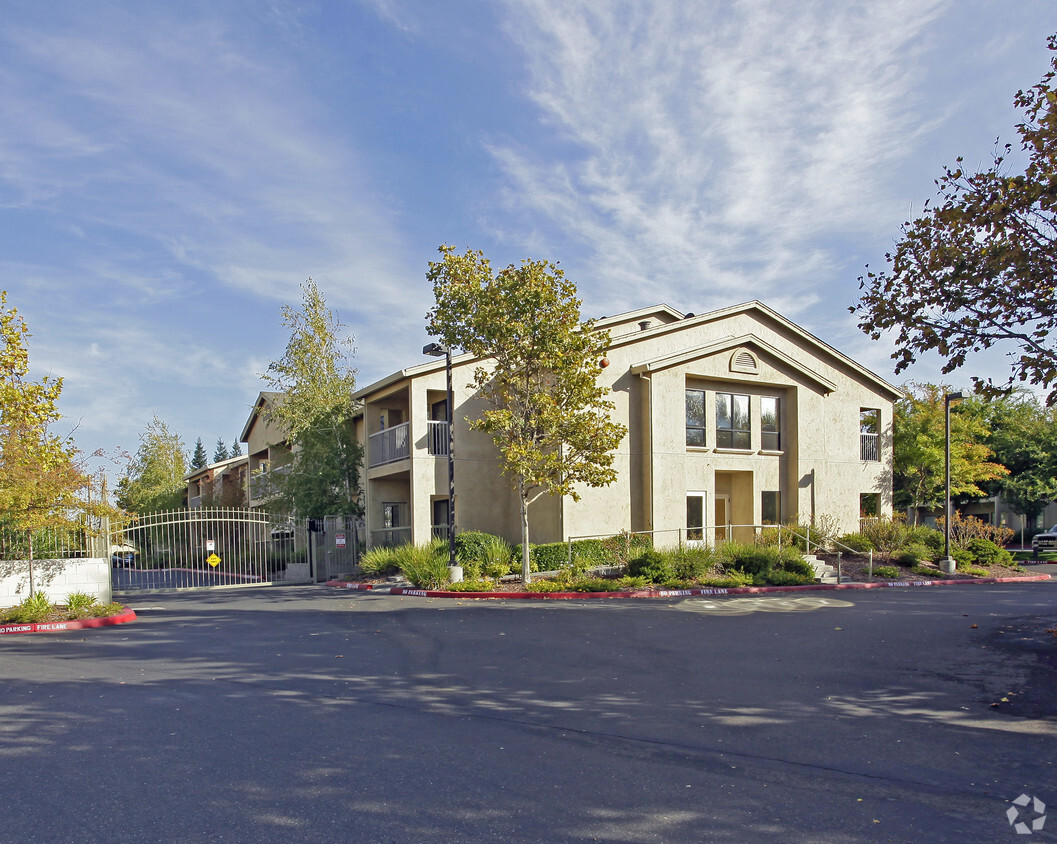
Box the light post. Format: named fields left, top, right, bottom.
left=942, top=391, right=966, bottom=573
left=423, top=342, right=458, bottom=579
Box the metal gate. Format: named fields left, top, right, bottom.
left=308, top=515, right=362, bottom=583
left=112, top=508, right=317, bottom=594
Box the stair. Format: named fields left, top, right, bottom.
left=805, top=555, right=845, bottom=584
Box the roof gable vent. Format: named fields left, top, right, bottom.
left=730, top=348, right=759, bottom=374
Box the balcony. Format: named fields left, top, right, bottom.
left=427, top=420, right=450, bottom=456
left=369, top=422, right=410, bottom=467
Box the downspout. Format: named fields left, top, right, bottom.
left=639, top=371, right=654, bottom=533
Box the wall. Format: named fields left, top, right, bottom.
left=0, top=558, right=112, bottom=606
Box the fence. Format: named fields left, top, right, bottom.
left=0, top=519, right=109, bottom=561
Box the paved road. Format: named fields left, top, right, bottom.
left=0, top=583, right=1054, bottom=842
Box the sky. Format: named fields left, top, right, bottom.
left=2, top=0, right=1054, bottom=473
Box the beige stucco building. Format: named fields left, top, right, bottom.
left=354, top=301, right=899, bottom=549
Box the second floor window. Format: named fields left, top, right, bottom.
left=761, top=396, right=780, bottom=451
left=860, top=408, right=880, bottom=461
left=716, top=393, right=750, bottom=449
left=685, top=389, right=706, bottom=446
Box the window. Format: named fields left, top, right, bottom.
left=860, top=408, right=880, bottom=461
left=685, top=389, right=706, bottom=446
left=761, top=491, right=780, bottom=524
left=716, top=393, right=750, bottom=449
left=761, top=397, right=780, bottom=451
left=686, top=493, right=705, bottom=540
left=383, top=503, right=402, bottom=529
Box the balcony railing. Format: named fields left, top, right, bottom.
left=369, top=422, right=411, bottom=467
left=371, top=527, right=412, bottom=548
left=860, top=433, right=879, bottom=462
left=427, top=420, right=450, bottom=456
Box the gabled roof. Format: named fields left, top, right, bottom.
left=617, top=301, right=901, bottom=399
left=631, top=333, right=838, bottom=393
left=183, top=454, right=249, bottom=482
left=239, top=391, right=284, bottom=444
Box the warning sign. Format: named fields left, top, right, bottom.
left=206, top=540, right=215, bottom=552
left=207, top=553, right=221, bottom=568
left=336, top=533, right=346, bottom=548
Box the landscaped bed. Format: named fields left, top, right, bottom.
left=0, top=591, right=134, bottom=633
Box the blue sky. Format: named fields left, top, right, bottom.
left=2, top=0, right=1054, bottom=471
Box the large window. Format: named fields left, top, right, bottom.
left=860, top=408, right=880, bottom=461
left=716, top=393, right=750, bottom=449
left=685, top=389, right=706, bottom=446
left=761, top=397, right=780, bottom=451
left=686, top=493, right=705, bottom=540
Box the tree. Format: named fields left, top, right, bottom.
left=190, top=437, right=208, bottom=471
left=260, top=279, right=362, bottom=518
left=893, top=383, right=1008, bottom=517
left=426, top=245, right=627, bottom=582
left=0, top=291, right=91, bottom=593
left=976, top=391, right=1057, bottom=524
left=230, top=439, right=242, bottom=457
left=853, top=35, right=1057, bottom=404
left=116, top=416, right=187, bottom=513
left=213, top=438, right=229, bottom=463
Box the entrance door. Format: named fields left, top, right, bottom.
left=714, top=494, right=731, bottom=544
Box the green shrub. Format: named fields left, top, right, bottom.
left=668, top=546, right=716, bottom=581
left=957, top=564, right=990, bottom=577
left=720, top=543, right=776, bottom=576
left=627, top=549, right=672, bottom=583
left=860, top=517, right=911, bottom=561
left=873, top=565, right=901, bottom=579
left=700, top=570, right=754, bottom=587
left=445, top=579, right=498, bottom=592
left=893, top=543, right=931, bottom=566
left=777, top=557, right=815, bottom=578
left=599, top=531, right=653, bottom=566
left=358, top=546, right=401, bottom=575
left=964, top=538, right=1013, bottom=568
left=951, top=547, right=973, bottom=568
left=64, top=592, right=98, bottom=613
left=906, top=525, right=944, bottom=555
left=835, top=533, right=874, bottom=553
left=12, top=591, right=52, bottom=623
left=394, top=543, right=450, bottom=589
left=760, top=569, right=814, bottom=586
left=910, top=565, right=939, bottom=578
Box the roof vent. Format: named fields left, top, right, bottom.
left=638, top=320, right=652, bottom=331
left=730, top=348, right=759, bottom=374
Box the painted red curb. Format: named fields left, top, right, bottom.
left=328, top=573, right=1051, bottom=600
left=0, top=607, right=136, bottom=636
left=325, top=580, right=374, bottom=590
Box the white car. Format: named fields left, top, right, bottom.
left=1031, top=526, right=1057, bottom=554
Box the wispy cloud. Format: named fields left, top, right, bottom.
left=492, top=0, right=949, bottom=317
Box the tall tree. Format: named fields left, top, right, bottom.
left=893, top=383, right=1008, bottom=517
left=976, top=391, right=1057, bottom=524
left=230, top=439, right=242, bottom=457
left=116, top=416, right=187, bottom=513
left=0, top=291, right=90, bottom=592
left=260, top=278, right=362, bottom=518
left=853, top=35, right=1057, bottom=404
left=190, top=437, right=208, bottom=471
left=426, top=245, right=627, bottom=582
left=213, top=437, right=229, bottom=463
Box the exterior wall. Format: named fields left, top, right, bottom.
left=0, top=558, right=112, bottom=605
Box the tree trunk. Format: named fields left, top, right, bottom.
left=519, top=479, right=531, bottom=584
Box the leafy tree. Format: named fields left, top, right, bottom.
left=190, top=437, right=208, bottom=471
left=0, top=291, right=93, bottom=592
left=260, top=278, right=362, bottom=518
left=853, top=35, right=1057, bottom=404
left=116, top=416, right=187, bottom=513
left=893, top=383, right=1008, bottom=518
left=426, top=245, right=627, bottom=582
left=213, top=437, right=229, bottom=463
left=975, top=391, right=1057, bottom=523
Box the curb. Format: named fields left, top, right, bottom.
left=328, top=574, right=1051, bottom=600
left=0, top=607, right=137, bottom=636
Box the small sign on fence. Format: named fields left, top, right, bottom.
left=206, top=540, right=215, bottom=552
left=207, top=553, right=221, bottom=568
left=336, top=533, right=346, bottom=548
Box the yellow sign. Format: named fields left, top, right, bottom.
left=207, top=553, right=221, bottom=568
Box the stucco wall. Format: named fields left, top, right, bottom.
left=0, top=558, right=112, bottom=606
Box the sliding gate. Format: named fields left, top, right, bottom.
left=112, top=508, right=314, bottom=594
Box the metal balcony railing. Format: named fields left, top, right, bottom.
left=860, top=433, right=879, bottom=462
left=427, top=420, right=450, bottom=456
left=369, top=422, right=411, bottom=467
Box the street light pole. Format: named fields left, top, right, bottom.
left=942, top=390, right=966, bottom=573
left=423, top=342, right=458, bottom=578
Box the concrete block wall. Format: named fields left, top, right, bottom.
left=0, top=558, right=112, bottom=606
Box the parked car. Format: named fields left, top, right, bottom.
left=111, top=550, right=137, bottom=568
left=1031, top=527, right=1057, bottom=555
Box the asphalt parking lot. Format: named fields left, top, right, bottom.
left=1, top=582, right=1055, bottom=842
